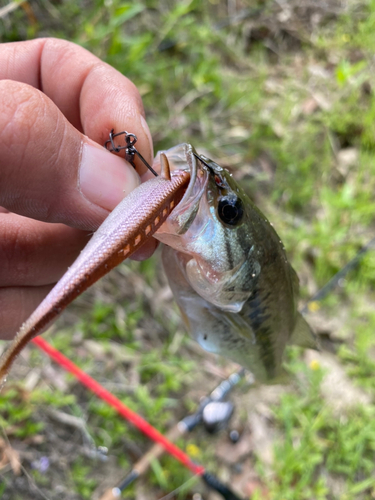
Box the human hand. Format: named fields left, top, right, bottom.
left=0, top=38, right=155, bottom=339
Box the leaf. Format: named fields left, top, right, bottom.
left=111, top=3, right=145, bottom=28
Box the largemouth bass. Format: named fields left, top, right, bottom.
left=154, top=144, right=316, bottom=382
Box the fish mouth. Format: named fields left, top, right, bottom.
left=175, top=144, right=199, bottom=205
left=153, top=143, right=205, bottom=201
left=153, top=144, right=209, bottom=237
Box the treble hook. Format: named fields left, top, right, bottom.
left=104, top=130, right=158, bottom=177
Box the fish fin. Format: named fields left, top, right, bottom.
left=289, top=313, right=319, bottom=350
left=290, top=265, right=300, bottom=296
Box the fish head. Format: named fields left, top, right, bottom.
left=154, top=143, right=262, bottom=313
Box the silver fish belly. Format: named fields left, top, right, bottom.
left=154, top=144, right=316, bottom=382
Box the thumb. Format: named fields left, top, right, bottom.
left=0, top=80, right=141, bottom=231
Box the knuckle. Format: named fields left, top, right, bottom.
left=0, top=220, right=35, bottom=284
left=43, top=37, right=80, bottom=54
left=42, top=38, right=97, bottom=82
left=0, top=80, right=47, bottom=147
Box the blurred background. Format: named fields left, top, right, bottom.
left=1, top=0, right=375, bottom=498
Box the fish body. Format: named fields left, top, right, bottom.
left=155, top=144, right=315, bottom=382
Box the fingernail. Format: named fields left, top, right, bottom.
left=79, top=142, right=140, bottom=211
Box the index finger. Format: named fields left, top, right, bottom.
left=0, top=38, right=153, bottom=174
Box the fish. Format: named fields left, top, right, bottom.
left=153, top=143, right=317, bottom=382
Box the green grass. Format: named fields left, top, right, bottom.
left=2, top=0, right=375, bottom=498
left=267, top=354, right=375, bottom=499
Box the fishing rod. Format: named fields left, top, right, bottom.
left=32, top=336, right=246, bottom=500
left=99, top=368, right=246, bottom=500
left=301, top=236, right=375, bottom=315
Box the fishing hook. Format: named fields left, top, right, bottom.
left=193, top=151, right=215, bottom=174
left=193, top=152, right=231, bottom=190
left=105, top=129, right=159, bottom=177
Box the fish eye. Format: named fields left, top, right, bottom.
left=218, top=196, right=244, bottom=226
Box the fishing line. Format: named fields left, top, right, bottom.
left=192, top=152, right=215, bottom=174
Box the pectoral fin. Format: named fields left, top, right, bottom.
left=289, top=313, right=319, bottom=350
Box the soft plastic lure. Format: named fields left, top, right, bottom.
left=0, top=153, right=189, bottom=385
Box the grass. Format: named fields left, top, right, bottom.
left=2, top=0, right=375, bottom=498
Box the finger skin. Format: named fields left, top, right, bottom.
left=0, top=285, right=53, bottom=340
left=0, top=38, right=153, bottom=170
left=0, top=79, right=111, bottom=229
left=0, top=38, right=155, bottom=231
left=0, top=213, right=91, bottom=287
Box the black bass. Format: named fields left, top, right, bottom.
left=154, top=144, right=316, bottom=382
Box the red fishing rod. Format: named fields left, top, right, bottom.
left=32, top=336, right=245, bottom=500
left=99, top=369, right=246, bottom=499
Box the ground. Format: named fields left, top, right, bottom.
left=1, top=1, right=375, bottom=499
